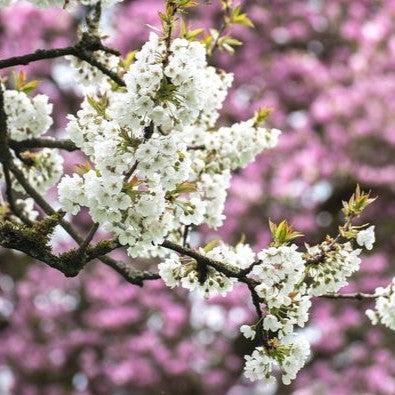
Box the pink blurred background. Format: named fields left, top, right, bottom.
left=1, top=1, right=395, bottom=394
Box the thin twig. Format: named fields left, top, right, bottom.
left=187, top=145, right=205, bottom=151
left=123, top=161, right=139, bottom=182
left=320, top=292, right=378, bottom=300
left=100, top=256, right=160, bottom=286
left=209, top=2, right=232, bottom=55
left=2, top=165, right=32, bottom=225
left=77, top=223, right=99, bottom=256
left=75, top=48, right=125, bottom=86
left=182, top=225, right=190, bottom=248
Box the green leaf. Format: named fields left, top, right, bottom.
left=174, top=0, right=197, bottom=9
left=119, top=127, right=141, bottom=151
left=203, top=239, right=221, bottom=253
left=180, top=20, right=204, bottom=41
left=254, top=107, right=273, bottom=127
left=342, top=185, right=377, bottom=218
left=14, top=71, right=40, bottom=93
left=74, top=161, right=92, bottom=175
left=20, top=80, right=40, bottom=94
left=121, top=50, right=136, bottom=70
left=87, top=95, right=108, bottom=118
left=269, top=219, right=304, bottom=246
left=227, top=6, right=254, bottom=28
left=218, top=36, right=243, bottom=54
left=172, top=181, right=198, bottom=195
left=203, top=35, right=213, bottom=52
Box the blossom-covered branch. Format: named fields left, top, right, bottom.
left=0, top=84, right=160, bottom=285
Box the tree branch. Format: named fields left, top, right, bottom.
left=0, top=84, right=160, bottom=285
left=161, top=240, right=241, bottom=278
left=2, top=165, right=31, bottom=225
left=0, top=218, right=74, bottom=275
left=0, top=87, right=12, bottom=164
left=0, top=39, right=125, bottom=87
left=75, top=48, right=125, bottom=86
left=320, top=292, right=378, bottom=300
left=99, top=255, right=160, bottom=286
left=10, top=138, right=78, bottom=152
left=208, top=1, right=232, bottom=56
left=182, top=225, right=190, bottom=248
left=77, top=222, right=99, bottom=257
left=0, top=47, right=78, bottom=69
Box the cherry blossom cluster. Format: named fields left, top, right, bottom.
left=3, top=89, right=52, bottom=141
left=305, top=242, right=362, bottom=297
left=366, top=279, right=395, bottom=330
left=186, top=120, right=281, bottom=228
left=243, top=334, right=310, bottom=385
left=235, top=220, right=378, bottom=384
left=159, top=242, right=255, bottom=297
left=239, top=243, right=312, bottom=383
left=252, top=245, right=312, bottom=337
left=67, top=51, right=120, bottom=88
left=58, top=32, right=280, bottom=257
left=112, top=33, right=232, bottom=135
left=158, top=219, right=377, bottom=385
left=1, top=87, right=63, bottom=220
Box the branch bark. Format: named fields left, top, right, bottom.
left=0, top=39, right=125, bottom=87
left=10, top=138, right=78, bottom=152
left=161, top=240, right=241, bottom=278
left=320, top=292, right=378, bottom=300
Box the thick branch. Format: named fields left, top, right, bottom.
left=0, top=47, right=77, bottom=70
left=0, top=213, right=159, bottom=284
left=0, top=216, right=83, bottom=276
left=10, top=138, right=77, bottom=152
left=0, top=41, right=125, bottom=87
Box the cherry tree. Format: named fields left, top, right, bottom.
left=0, top=0, right=391, bottom=388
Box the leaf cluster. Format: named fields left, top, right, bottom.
left=269, top=220, right=303, bottom=247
